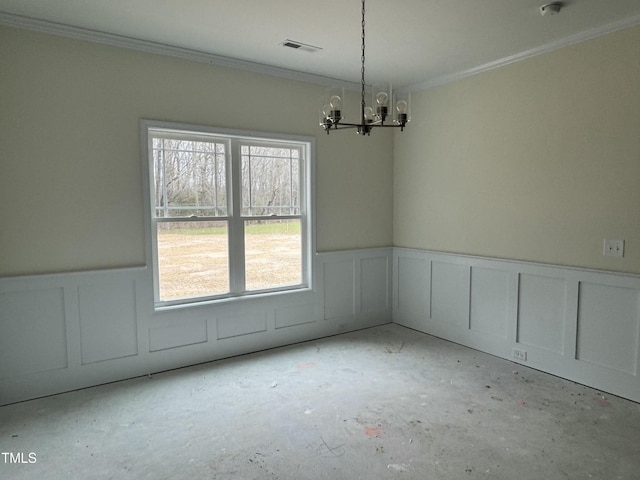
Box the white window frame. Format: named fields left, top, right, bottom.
left=141, top=120, right=315, bottom=309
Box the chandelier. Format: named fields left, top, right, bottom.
left=320, top=0, right=410, bottom=135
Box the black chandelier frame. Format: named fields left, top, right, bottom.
left=321, top=0, right=409, bottom=136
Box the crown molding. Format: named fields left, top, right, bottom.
left=2, top=10, right=639, bottom=94
left=0, top=12, right=360, bottom=91
left=405, top=11, right=640, bottom=93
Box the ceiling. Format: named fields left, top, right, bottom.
left=1, top=0, right=640, bottom=90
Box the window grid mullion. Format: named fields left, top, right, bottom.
left=213, top=147, right=219, bottom=217
left=289, top=150, right=294, bottom=215
left=228, top=139, right=245, bottom=294
left=161, top=140, right=168, bottom=218
left=247, top=149, right=253, bottom=216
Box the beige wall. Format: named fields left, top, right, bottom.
left=0, top=26, right=393, bottom=276
left=394, top=25, right=640, bottom=274
left=4, top=23, right=638, bottom=278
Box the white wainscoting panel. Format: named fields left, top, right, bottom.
left=395, top=254, right=429, bottom=318
left=79, top=279, right=139, bottom=364
left=275, top=302, right=317, bottom=329
left=0, top=248, right=393, bottom=405
left=517, top=274, right=567, bottom=354
left=431, top=261, right=469, bottom=329
left=216, top=311, right=268, bottom=340
left=0, top=287, right=67, bottom=378
left=149, top=318, right=208, bottom=352
left=360, top=256, right=389, bottom=314
left=318, top=249, right=393, bottom=331
left=393, top=248, right=640, bottom=403
left=469, top=267, right=510, bottom=340
left=576, top=282, right=639, bottom=375
left=322, top=259, right=355, bottom=320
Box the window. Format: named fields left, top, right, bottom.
left=142, top=121, right=314, bottom=307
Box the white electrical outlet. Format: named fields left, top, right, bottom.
left=603, top=239, right=624, bottom=257
left=512, top=348, right=527, bottom=361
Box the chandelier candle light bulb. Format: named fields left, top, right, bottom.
left=396, top=99, right=408, bottom=124
left=374, top=87, right=390, bottom=122
left=364, top=106, right=375, bottom=124
left=329, top=95, right=342, bottom=115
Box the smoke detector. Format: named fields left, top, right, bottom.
left=540, top=2, right=562, bottom=16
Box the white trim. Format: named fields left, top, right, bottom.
left=3, top=11, right=640, bottom=94
left=393, top=247, right=640, bottom=403
left=140, top=120, right=315, bottom=310
left=0, top=265, right=147, bottom=285
left=394, top=247, right=640, bottom=280
left=0, top=248, right=391, bottom=405
left=405, top=12, right=640, bottom=92
left=0, top=12, right=360, bottom=91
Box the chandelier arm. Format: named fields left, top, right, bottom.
left=337, top=123, right=402, bottom=129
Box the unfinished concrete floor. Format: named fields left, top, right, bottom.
left=1, top=324, right=639, bottom=479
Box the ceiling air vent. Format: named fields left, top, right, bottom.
left=281, top=39, right=322, bottom=53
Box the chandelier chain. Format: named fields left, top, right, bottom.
left=360, top=0, right=366, bottom=121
